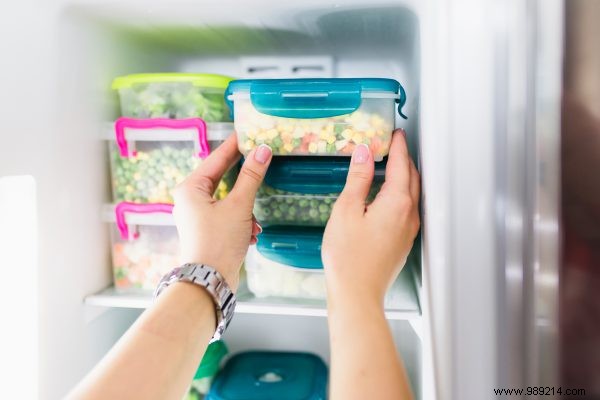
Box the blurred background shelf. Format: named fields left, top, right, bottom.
left=84, top=266, right=421, bottom=321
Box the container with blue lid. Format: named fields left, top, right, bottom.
left=255, top=157, right=386, bottom=227
left=206, top=351, right=327, bottom=400
left=226, top=78, right=406, bottom=160
left=245, top=227, right=326, bottom=299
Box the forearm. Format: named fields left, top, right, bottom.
left=69, top=282, right=216, bottom=400
left=327, top=294, right=413, bottom=400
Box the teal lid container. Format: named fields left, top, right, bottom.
left=225, top=78, right=407, bottom=119
left=256, top=227, right=324, bottom=269
left=206, top=351, right=327, bottom=400
left=264, top=156, right=386, bottom=194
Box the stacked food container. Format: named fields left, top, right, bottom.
left=225, top=78, right=407, bottom=300
left=105, top=73, right=235, bottom=292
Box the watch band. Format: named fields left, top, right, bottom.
left=154, top=263, right=236, bottom=341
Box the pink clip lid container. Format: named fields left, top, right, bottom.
left=108, top=118, right=236, bottom=204
left=110, top=202, right=179, bottom=292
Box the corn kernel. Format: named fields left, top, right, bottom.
left=352, top=133, right=363, bottom=144
left=335, top=139, right=349, bottom=151
left=319, top=130, right=329, bottom=140
left=376, top=129, right=385, bottom=136
left=256, top=132, right=267, bottom=141
left=366, top=129, right=376, bottom=138
left=327, top=135, right=336, bottom=144
left=246, top=129, right=258, bottom=139
left=284, top=143, right=294, bottom=153
left=266, top=129, right=279, bottom=139
left=244, top=140, right=255, bottom=151
left=308, top=142, right=318, bottom=153
left=341, top=129, right=353, bottom=140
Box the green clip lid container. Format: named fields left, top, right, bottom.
left=207, top=351, right=327, bottom=400
left=112, top=73, right=234, bottom=122
left=226, top=78, right=407, bottom=160
left=195, top=340, right=229, bottom=380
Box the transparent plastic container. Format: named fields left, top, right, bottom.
left=207, top=351, right=327, bottom=400
left=254, top=157, right=385, bottom=227
left=108, top=118, right=237, bottom=203
left=112, top=73, right=233, bottom=121
left=245, top=227, right=326, bottom=300
left=107, top=202, right=178, bottom=292
left=226, top=78, right=407, bottom=161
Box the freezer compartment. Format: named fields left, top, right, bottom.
left=108, top=202, right=178, bottom=292
left=112, top=73, right=233, bottom=121
left=108, top=119, right=236, bottom=203
left=226, top=78, right=406, bottom=161
left=207, top=351, right=327, bottom=400
left=255, top=156, right=385, bottom=227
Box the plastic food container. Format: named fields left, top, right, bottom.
left=207, top=351, right=327, bottom=400
left=107, top=202, right=178, bottom=292
left=225, top=78, right=406, bottom=160
left=108, top=118, right=237, bottom=203
left=187, top=341, right=228, bottom=399
left=255, top=157, right=385, bottom=227
left=245, top=227, right=326, bottom=300
left=112, top=73, right=233, bottom=121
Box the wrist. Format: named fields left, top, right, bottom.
left=326, top=285, right=385, bottom=315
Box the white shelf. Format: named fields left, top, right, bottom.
left=85, top=268, right=421, bottom=321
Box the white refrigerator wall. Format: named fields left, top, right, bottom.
left=1, top=1, right=425, bottom=399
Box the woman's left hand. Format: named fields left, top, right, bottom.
left=172, top=135, right=272, bottom=292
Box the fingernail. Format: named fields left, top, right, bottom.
left=401, top=129, right=407, bottom=137
left=254, top=144, right=272, bottom=164
left=352, top=144, right=370, bottom=164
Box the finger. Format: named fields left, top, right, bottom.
left=179, top=134, right=241, bottom=198
left=336, top=144, right=374, bottom=210
left=252, top=216, right=262, bottom=236
left=408, top=158, right=420, bottom=204
left=376, top=130, right=412, bottom=203
left=229, top=144, right=272, bottom=209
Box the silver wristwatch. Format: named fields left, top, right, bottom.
left=154, top=263, right=236, bottom=341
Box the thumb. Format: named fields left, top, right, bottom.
left=229, top=144, right=273, bottom=210
left=337, top=144, right=374, bottom=209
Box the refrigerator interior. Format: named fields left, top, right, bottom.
left=5, top=1, right=425, bottom=398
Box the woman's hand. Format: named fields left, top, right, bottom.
left=172, top=135, right=272, bottom=292
left=322, top=129, right=420, bottom=306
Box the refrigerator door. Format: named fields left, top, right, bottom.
left=421, top=0, right=562, bottom=398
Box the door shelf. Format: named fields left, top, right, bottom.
left=85, top=267, right=421, bottom=321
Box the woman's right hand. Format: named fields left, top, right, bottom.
left=322, top=130, right=420, bottom=306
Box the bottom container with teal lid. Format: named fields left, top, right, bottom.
left=186, top=341, right=229, bottom=399
left=206, top=351, right=327, bottom=400
left=245, top=227, right=326, bottom=299
left=254, top=157, right=385, bottom=227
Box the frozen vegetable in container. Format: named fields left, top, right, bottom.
left=108, top=117, right=237, bottom=203
left=187, top=341, right=228, bottom=399
left=225, top=78, right=406, bottom=160
left=245, top=227, right=327, bottom=300
left=207, top=351, right=327, bottom=400
left=112, top=73, right=233, bottom=121
left=108, top=202, right=178, bottom=292
left=255, top=157, right=385, bottom=227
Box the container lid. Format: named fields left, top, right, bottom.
left=264, top=156, right=386, bottom=194
left=194, top=341, right=228, bottom=380
left=112, top=73, right=234, bottom=90
left=207, top=351, right=327, bottom=400
left=256, top=227, right=324, bottom=269
left=225, top=78, right=407, bottom=119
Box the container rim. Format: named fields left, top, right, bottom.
left=112, top=73, right=234, bottom=90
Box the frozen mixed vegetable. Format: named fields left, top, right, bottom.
left=112, top=231, right=179, bottom=291
left=118, top=83, right=230, bottom=122
left=235, top=101, right=393, bottom=158
left=110, top=142, right=237, bottom=203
